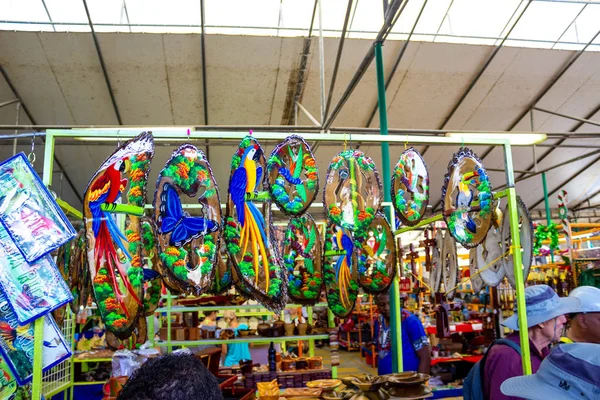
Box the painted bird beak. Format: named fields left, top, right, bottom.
left=124, top=159, right=131, bottom=172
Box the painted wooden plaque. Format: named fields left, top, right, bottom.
left=153, top=144, right=221, bottom=296
left=324, top=149, right=382, bottom=234
left=323, top=221, right=359, bottom=318
left=283, top=214, right=323, bottom=305
left=442, top=147, right=493, bottom=248
left=267, top=135, right=319, bottom=215
left=224, top=136, right=286, bottom=312
left=83, top=132, right=154, bottom=338
left=392, top=147, right=429, bottom=226
left=356, top=213, right=396, bottom=294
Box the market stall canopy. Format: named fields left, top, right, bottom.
left=1, top=0, right=600, bottom=220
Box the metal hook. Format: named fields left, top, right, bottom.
left=28, top=132, right=36, bottom=164
left=116, top=130, right=122, bottom=147
left=405, top=134, right=408, bottom=150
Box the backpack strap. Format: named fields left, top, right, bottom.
left=478, top=338, right=522, bottom=381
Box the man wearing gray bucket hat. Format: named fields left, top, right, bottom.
left=483, top=285, right=580, bottom=399
left=501, top=343, right=600, bottom=399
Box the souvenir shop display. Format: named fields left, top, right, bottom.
left=225, top=135, right=286, bottom=312
left=0, top=223, right=72, bottom=325
left=83, top=132, right=154, bottom=338
left=476, top=227, right=504, bottom=287
left=0, top=291, right=70, bottom=386
left=140, top=217, right=161, bottom=316
left=0, top=356, right=17, bottom=399
left=502, top=196, right=534, bottom=289
left=430, top=230, right=444, bottom=293
left=324, top=149, right=383, bottom=234
left=153, top=144, right=221, bottom=296
left=67, top=229, right=90, bottom=314
left=283, top=214, right=323, bottom=305
left=441, top=147, right=492, bottom=248
left=392, top=147, right=429, bottom=226
left=210, top=246, right=233, bottom=295
left=469, top=248, right=485, bottom=293
left=323, top=222, right=359, bottom=318
left=0, top=153, right=76, bottom=264
left=356, top=213, right=396, bottom=294
left=267, top=135, right=319, bottom=216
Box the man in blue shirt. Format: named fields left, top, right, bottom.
left=374, top=293, right=431, bottom=374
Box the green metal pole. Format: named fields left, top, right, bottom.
left=327, top=309, right=338, bottom=378
left=167, top=291, right=172, bottom=353
left=375, top=41, right=402, bottom=373
left=541, top=172, right=554, bottom=263
left=308, top=307, right=315, bottom=357
left=504, top=143, right=532, bottom=375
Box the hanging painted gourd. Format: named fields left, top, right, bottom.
left=267, top=135, right=319, bottom=215
left=477, top=227, right=505, bottom=287
left=68, top=229, right=90, bottom=314
left=323, top=221, right=359, bottom=318
left=324, top=149, right=382, bottom=234
left=140, top=217, right=162, bottom=316
left=442, top=231, right=459, bottom=299
left=392, top=147, right=429, bottom=226
left=153, top=144, right=221, bottom=296
left=469, top=248, right=485, bottom=293
left=83, top=132, right=154, bottom=338
left=430, top=230, right=444, bottom=293
left=442, top=147, right=493, bottom=248
left=355, top=213, right=396, bottom=294
left=502, top=196, right=533, bottom=289
left=224, top=135, right=286, bottom=312
left=283, top=214, right=323, bottom=305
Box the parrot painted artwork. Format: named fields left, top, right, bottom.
left=323, top=221, right=359, bottom=318
left=324, top=149, right=382, bottom=235
left=283, top=214, right=322, bottom=305
left=442, top=147, right=492, bottom=248
left=392, top=147, right=429, bottom=226
left=267, top=135, right=319, bottom=215
left=356, top=213, right=396, bottom=294
left=224, top=135, right=286, bottom=312
left=83, top=132, right=154, bottom=338
left=153, top=144, right=221, bottom=296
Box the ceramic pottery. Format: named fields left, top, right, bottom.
left=502, top=196, right=533, bottom=289
left=153, top=144, right=221, bottom=296
left=267, top=135, right=319, bottom=215
left=324, top=149, right=382, bottom=233
left=356, top=213, right=396, bottom=294
left=392, top=147, right=429, bottom=226
left=283, top=213, right=323, bottom=305
left=441, top=147, right=492, bottom=248
left=477, top=227, right=505, bottom=287
left=441, top=231, right=459, bottom=299
left=83, top=132, right=154, bottom=338
left=323, top=221, right=359, bottom=318
left=224, top=135, right=287, bottom=312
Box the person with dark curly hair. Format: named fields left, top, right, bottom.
left=117, top=353, right=223, bottom=400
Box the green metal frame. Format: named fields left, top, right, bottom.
left=34, top=128, right=533, bottom=400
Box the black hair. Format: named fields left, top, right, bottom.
left=203, top=310, right=217, bottom=317
left=117, top=354, right=223, bottom=400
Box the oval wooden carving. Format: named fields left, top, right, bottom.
left=392, top=147, right=429, bottom=226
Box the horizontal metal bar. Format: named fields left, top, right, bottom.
left=0, top=98, right=19, bottom=108
left=0, top=132, right=45, bottom=140
left=533, top=107, right=600, bottom=128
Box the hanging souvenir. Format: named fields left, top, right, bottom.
left=267, top=135, right=319, bottom=215
left=83, top=132, right=154, bottom=338
left=469, top=248, right=485, bottom=293
left=53, top=239, right=72, bottom=325
left=0, top=223, right=72, bottom=325
left=502, top=196, right=533, bottom=289
left=324, top=149, right=382, bottom=234
left=355, top=213, right=396, bottom=294
left=430, top=230, right=444, bottom=293
left=225, top=135, right=286, bottom=312
left=153, top=143, right=221, bottom=297
left=477, top=227, right=505, bottom=287
left=68, top=229, right=90, bottom=314
left=140, top=218, right=161, bottom=317
left=283, top=214, right=323, bottom=305
left=210, top=244, right=233, bottom=295
left=0, top=153, right=76, bottom=263
left=441, top=147, right=493, bottom=248
left=442, top=231, right=459, bottom=298
left=323, top=221, right=359, bottom=318
left=392, top=147, right=429, bottom=226
left=0, top=291, right=71, bottom=386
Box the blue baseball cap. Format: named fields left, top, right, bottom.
left=501, top=343, right=600, bottom=399
left=502, top=284, right=580, bottom=331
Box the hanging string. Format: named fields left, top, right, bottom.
left=28, top=132, right=36, bottom=164
left=444, top=248, right=512, bottom=297
left=116, top=129, right=122, bottom=148
left=343, top=132, right=348, bottom=151
left=405, top=134, right=408, bottom=150
left=410, top=271, right=432, bottom=293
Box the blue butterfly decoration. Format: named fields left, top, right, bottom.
left=159, top=183, right=218, bottom=246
